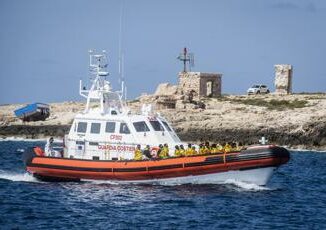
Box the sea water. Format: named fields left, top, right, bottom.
left=0, top=141, right=325, bottom=229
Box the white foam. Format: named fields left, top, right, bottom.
left=0, top=137, right=63, bottom=143
left=0, top=171, right=41, bottom=183
left=288, top=148, right=326, bottom=153
left=82, top=179, right=121, bottom=185
left=0, top=137, right=46, bottom=142
left=223, top=179, right=271, bottom=191
left=83, top=178, right=270, bottom=189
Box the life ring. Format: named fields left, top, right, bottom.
left=34, top=146, right=44, bottom=156
left=150, top=147, right=159, bottom=157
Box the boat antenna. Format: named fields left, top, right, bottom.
left=118, top=1, right=126, bottom=100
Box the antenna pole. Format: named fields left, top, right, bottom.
left=118, top=1, right=126, bottom=99
left=183, top=47, right=187, bottom=72
left=177, top=47, right=194, bottom=73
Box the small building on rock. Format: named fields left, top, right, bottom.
left=178, top=72, right=222, bottom=100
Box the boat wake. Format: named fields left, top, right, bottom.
left=83, top=178, right=272, bottom=191
left=0, top=172, right=273, bottom=191
left=0, top=171, right=41, bottom=183
left=223, top=179, right=272, bottom=191
left=0, top=137, right=46, bottom=142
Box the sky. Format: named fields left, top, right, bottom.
left=0, top=0, right=326, bottom=104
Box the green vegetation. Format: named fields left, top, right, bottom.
left=229, top=98, right=309, bottom=110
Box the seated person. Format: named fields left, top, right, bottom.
left=134, top=144, right=143, bottom=160
left=143, top=145, right=152, bottom=159
left=174, top=145, right=181, bottom=157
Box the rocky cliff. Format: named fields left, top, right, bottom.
left=1, top=94, right=325, bottom=150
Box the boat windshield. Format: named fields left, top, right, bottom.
left=149, top=121, right=165, bottom=131
left=161, top=121, right=172, bottom=131
left=133, top=121, right=150, bottom=132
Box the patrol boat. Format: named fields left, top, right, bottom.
left=22, top=51, right=290, bottom=185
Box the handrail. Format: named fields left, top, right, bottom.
left=67, top=138, right=139, bottom=147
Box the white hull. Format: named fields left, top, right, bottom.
left=83, top=167, right=277, bottom=186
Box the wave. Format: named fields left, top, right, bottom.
left=0, top=172, right=273, bottom=191
left=0, top=137, right=63, bottom=143
left=82, top=178, right=273, bottom=191
left=0, top=171, right=41, bottom=183
left=0, top=137, right=46, bottom=142
left=223, top=179, right=272, bottom=191
left=82, top=179, right=121, bottom=185
left=289, top=148, right=326, bottom=153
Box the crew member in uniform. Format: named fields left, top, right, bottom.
left=45, top=137, right=61, bottom=157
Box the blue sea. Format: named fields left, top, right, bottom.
left=0, top=141, right=325, bottom=229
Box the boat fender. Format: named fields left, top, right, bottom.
left=34, top=146, right=44, bottom=157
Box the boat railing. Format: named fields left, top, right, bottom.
left=65, top=137, right=241, bottom=162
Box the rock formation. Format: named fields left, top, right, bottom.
left=274, top=64, right=293, bottom=94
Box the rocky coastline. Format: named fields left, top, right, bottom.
left=1, top=94, right=325, bottom=150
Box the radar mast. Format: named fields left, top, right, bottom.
left=79, top=50, right=125, bottom=115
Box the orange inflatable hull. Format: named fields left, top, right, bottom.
left=23, top=145, right=290, bottom=182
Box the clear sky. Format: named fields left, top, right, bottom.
left=0, top=0, right=325, bottom=104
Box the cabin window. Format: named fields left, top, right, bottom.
left=77, top=122, right=87, bottom=133
left=149, top=121, right=165, bottom=131
left=105, top=122, right=116, bottom=133
left=133, top=121, right=150, bottom=132
left=90, top=123, right=101, bottom=134
left=162, top=121, right=172, bottom=132
left=120, top=123, right=130, bottom=134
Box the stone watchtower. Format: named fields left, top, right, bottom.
left=176, top=48, right=222, bottom=100
left=178, top=72, right=222, bottom=100
left=274, top=64, right=293, bottom=94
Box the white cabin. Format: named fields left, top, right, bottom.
left=64, top=51, right=184, bottom=160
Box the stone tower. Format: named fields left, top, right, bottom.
left=274, top=64, right=293, bottom=94
left=178, top=72, right=222, bottom=100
